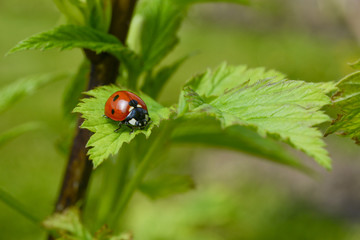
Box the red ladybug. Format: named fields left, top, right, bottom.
left=104, top=91, right=150, bottom=130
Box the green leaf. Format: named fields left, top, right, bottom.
left=325, top=71, right=360, bottom=143
left=181, top=63, right=335, bottom=169
left=141, top=55, right=188, bottom=99
left=108, top=233, right=133, bottom=240
left=8, top=25, right=124, bottom=55
left=8, top=24, right=141, bottom=77
left=74, top=85, right=171, bottom=168
left=54, top=0, right=112, bottom=31
left=181, top=0, right=250, bottom=5
left=63, top=60, right=89, bottom=120
left=53, top=0, right=87, bottom=26
left=86, top=0, right=112, bottom=31
left=44, top=207, right=131, bottom=240
left=134, top=0, right=186, bottom=70
left=139, top=174, right=195, bottom=200
left=0, top=122, right=41, bottom=148
left=132, top=0, right=250, bottom=71
left=171, top=117, right=308, bottom=171
left=8, top=24, right=141, bottom=78
left=0, top=73, right=66, bottom=114
left=0, top=187, right=40, bottom=223
left=43, top=208, right=92, bottom=240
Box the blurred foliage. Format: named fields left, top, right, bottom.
left=0, top=123, right=41, bottom=148
left=0, top=73, right=66, bottom=113
left=1, top=0, right=360, bottom=239
left=164, top=25, right=359, bottom=103
left=125, top=182, right=360, bottom=240
left=325, top=60, right=360, bottom=143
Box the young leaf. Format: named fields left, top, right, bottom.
left=132, top=0, right=249, bottom=71
left=74, top=85, right=171, bottom=168
left=86, top=0, right=112, bottom=32
left=133, top=0, right=186, bottom=70
left=325, top=71, right=360, bottom=143
left=44, top=207, right=132, bottom=240
left=180, top=0, right=250, bottom=5
left=139, top=174, right=195, bottom=200
left=63, top=60, right=90, bottom=120
left=0, top=73, right=66, bottom=114
left=180, top=63, right=336, bottom=169
left=43, top=208, right=92, bottom=240
left=0, top=122, right=41, bottom=148
left=141, top=55, right=188, bottom=99
left=171, top=117, right=308, bottom=171
left=53, top=0, right=87, bottom=26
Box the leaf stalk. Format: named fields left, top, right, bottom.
left=109, top=124, right=170, bottom=227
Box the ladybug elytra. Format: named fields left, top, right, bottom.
left=104, top=91, right=150, bottom=131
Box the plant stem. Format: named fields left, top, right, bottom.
left=50, top=0, right=137, bottom=237
left=109, top=127, right=168, bottom=227
left=97, top=150, right=131, bottom=227
left=110, top=151, right=132, bottom=211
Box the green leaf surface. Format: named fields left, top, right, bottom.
left=181, top=63, right=335, bottom=169
left=325, top=71, right=360, bottom=143
left=74, top=85, right=171, bottom=168
left=62, top=60, right=90, bottom=120
left=0, top=73, right=66, bottom=114
left=171, top=117, right=308, bottom=171
left=8, top=24, right=141, bottom=81
left=139, top=174, right=195, bottom=199
left=0, top=122, right=41, bottom=148
left=8, top=25, right=124, bottom=55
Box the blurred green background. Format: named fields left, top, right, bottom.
left=1, top=0, right=360, bottom=239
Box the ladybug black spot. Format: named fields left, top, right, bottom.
left=113, top=95, right=119, bottom=102
left=111, top=109, right=115, bottom=115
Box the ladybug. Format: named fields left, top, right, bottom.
left=104, top=91, right=150, bottom=131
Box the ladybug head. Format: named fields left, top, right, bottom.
left=125, top=105, right=150, bottom=128
left=129, top=99, right=138, bottom=108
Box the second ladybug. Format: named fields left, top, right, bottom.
left=104, top=91, right=150, bottom=131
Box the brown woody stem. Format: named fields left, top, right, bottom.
left=51, top=0, right=137, bottom=231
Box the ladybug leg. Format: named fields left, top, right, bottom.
left=114, top=122, right=123, bottom=132
left=103, top=114, right=109, bottom=119
left=122, top=120, right=135, bottom=133
left=124, top=124, right=134, bottom=134
left=146, top=117, right=152, bottom=126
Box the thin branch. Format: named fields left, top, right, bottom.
left=52, top=0, right=137, bottom=222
